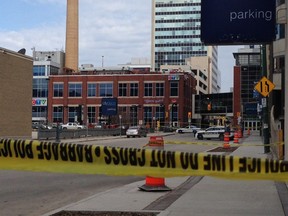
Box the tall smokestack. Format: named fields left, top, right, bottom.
left=65, top=0, right=79, bottom=72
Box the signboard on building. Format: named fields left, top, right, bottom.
left=101, top=98, right=118, bottom=116
left=244, top=103, right=258, bottom=115
left=168, top=75, right=180, bottom=81
left=201, top=0, right=276, bottom=44
left=32, top=98, right=47, bottom=106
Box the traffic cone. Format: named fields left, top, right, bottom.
left=233, top=131, right=239, bottom=144
left=238, top=128, right=242, bottom=138
left=223, top=132, right=230, bottom=149
left=139, top=136, right=171, bottom=192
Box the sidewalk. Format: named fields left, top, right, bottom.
left=43, top=131, right=287, bottom=216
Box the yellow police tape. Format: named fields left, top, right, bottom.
left=0, top=139, right=287, bottom=181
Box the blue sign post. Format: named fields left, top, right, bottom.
left=201, top=0, right=276, bottom=44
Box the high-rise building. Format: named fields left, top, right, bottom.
left=233, top=45, right=261, bottom=131
left=151, top=0, right=220, bottom=93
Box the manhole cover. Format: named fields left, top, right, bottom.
left=207, top=146, right=238, bottom=152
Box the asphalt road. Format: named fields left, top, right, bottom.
left=0, top=133, right=217, bottom=216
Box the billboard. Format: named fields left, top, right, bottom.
left=101, top=98, right=118, bottom=116
left=201, top=0, right=276, bottom=45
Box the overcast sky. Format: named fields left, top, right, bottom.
left=0, top=0, right=242, bottom=92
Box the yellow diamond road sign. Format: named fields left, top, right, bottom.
left=254, top=76, right=275, bottom=97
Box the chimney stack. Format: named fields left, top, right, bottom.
left=65, top=0, right=79, bottom=72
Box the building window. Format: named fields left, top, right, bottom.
left=276, top=24, right=285, bottom=40
left=144, top=107, right=153, bottom=127
left=130, top=105, right=138, bottom=126
left=87, top=106, right=96, bottom=123
left=69, top=83, right=82, bottom=97
left=87, top=83, right=96, bottom=97
left=53, top=106, right=63, bottom=123
left=170, top=82, right=179, bottom=96
left=33, top=78, right=48, bottom=97
left=155, top=106, right=164, bottom=122
left=99, top=83, right=113, bottom=97
left=33, top=65, right=46, bottom=76
left=156, top=83, right=164, bottom=96
left=171, top=103, right=178, bottom=122
left=118, top=83, right=127, bottom=97
left=49, top=65, right=59, bottom=75
left=32, top=106, right=46, bottom=118
left=118, top=106, right=128, bottom=125
left=53, top=83, right=63, bottom=97
left=130, top=83, right=138, bottom=97
left=68, top=107, right=77, bottom=122
left=144, top=83, right=153, bottom=96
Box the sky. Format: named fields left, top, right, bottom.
left=0, top=0, right=242, bottom=92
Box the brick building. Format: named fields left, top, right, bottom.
left=47, top=70, right=196, bottom=128
left=0, top=47, right=33, bottom=138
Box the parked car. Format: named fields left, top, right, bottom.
left=39, top=124, right=53, bottom=130
left=126, top=126, right=147, bottom=138
left=195, top=126, right=234, bottom=141
left=32, top=122, right=39, bottom=130
left=32, top=123, right=52, bottom=130
left=61, top=122, right=85, bottom=130
left=176, top=125, right=201, bottom=135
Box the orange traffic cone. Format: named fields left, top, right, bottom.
left=233, top=131, right=239, bottom=144
left=139, top=136, right=171, bottom=192
left=238, top=128, right=242, bottom=138
left=223, top=132, right=230, bottom=149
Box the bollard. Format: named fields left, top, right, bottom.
left=223, top=132, right=230, bottom=149
left=233, top=131, right=239, bottom=144
left=139, top=136, right=171, bottom=192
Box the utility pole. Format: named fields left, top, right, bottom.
left=261, top=45, right=270, bottom=153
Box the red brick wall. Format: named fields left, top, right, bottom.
left=48, top=73, right=196, bottom=126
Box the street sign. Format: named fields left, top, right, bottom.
left=254, top=76, right=275, bottom=97
left=201, top=0, right=276, bottom=45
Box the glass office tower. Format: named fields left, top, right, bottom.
left=151, top=0, right=220, bottom=93
left=151, top=0, right=206, bottom=72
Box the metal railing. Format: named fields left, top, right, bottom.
left=37, top=128, right=122, bottom=140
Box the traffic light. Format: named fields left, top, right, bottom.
left=188, top=112, right=192, bottom=118
left=207, top=103, right=212, bottom=111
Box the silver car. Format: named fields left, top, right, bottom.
left=126, top=126, right=147, bottom=138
